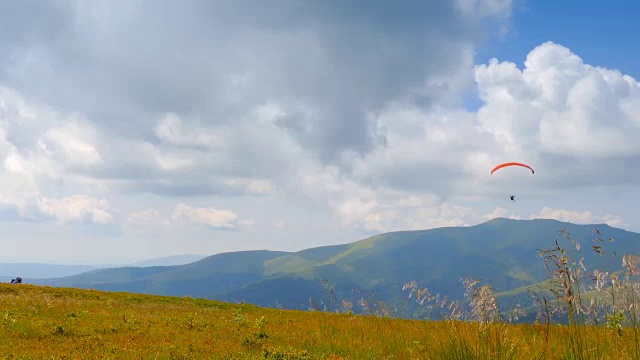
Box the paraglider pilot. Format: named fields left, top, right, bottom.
left=510, top=195, right=515, bottom=202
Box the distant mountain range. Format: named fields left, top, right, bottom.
left=0, top=254, right=207, bottom=282
left=127, top=254, right=208, bottom=267
left=25, top=218, right=640, bottom=319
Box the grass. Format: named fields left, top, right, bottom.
left=2, top=225, right=639, bottom=359
left=403, top=226, right=640, bottom=360
left=0, top=282, right=637, bottom=359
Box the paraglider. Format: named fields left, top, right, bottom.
left=490, top=162, right=535, bottom=175
left=491, top=162, right=535, bottom=203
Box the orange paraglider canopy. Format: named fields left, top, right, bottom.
left=490, top=162, right=535, bottom=175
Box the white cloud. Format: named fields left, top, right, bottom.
left=0, top=194, right=116, bottom=224
left=170, top=203, right=249, bottom=231
left=352, top=40, right=639, bottom=201
left=0, top=86, right=111, bottom=195
left=293, top=162, right=512, bottom=232
left=0, top=127, right=37, bottom=195
left=36, top=195, right=115, bottom=224
left=406, top=204, right=476, bottom=229
left=475, top=41, right=640, bottom=160
left=2, top=41, right=637, bottom=238
left=335, top=198, right=394, bottom=233
left=483, top=207, right=509, bottom=220
left=598, top=214, right=625, bottom=227
left=532, top=206, right=593, bottom=224
left=40, top=120, right=104, bottom=167
left=530, top=206, right=624, bottom=227
left=2, top=2, right=639, bottom=263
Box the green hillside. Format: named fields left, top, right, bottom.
left=31, top=218, right=640, bottom=319
left=33, top=250, right=290, bottom=299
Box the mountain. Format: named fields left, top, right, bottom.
left=0, top=263, right=104, bottom=280
left=30, top=250, right=292, bottom=300
left=126, top=254, right=207, bottom=267
left=0, top=255, right=206, bottom=283
left=30, top=218, right=640, bottom=317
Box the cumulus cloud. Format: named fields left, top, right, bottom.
left=598, top=214, right=625, bottom=227
left=1, top=1, right=638, bottom=262
left=0, top=1, right=515, bottom=201
left=0, top=86, right=118, bottom=196
left=339, top=41, right=640, bottom=204
left=530, top=207, right=625, bottom=227
left=3, top=34, right=637, bottom=238
left=37, top=195, right=115, bottom=224
left=292, top=162, right=512, bottom=232
left=40, top=121, right=104, bottom=168
left=532, top=207, right=593, bottom=224
left=0, top=87, right=285, bottom=199
left=0, top=194, right=116, bottom=225
left=474, top=41, right=640, bottom=190
left=294, top=155, right=628, bottom=233
left=170, top=203, right=251, bottom=231
left=0, top=0, right=515, bottom=195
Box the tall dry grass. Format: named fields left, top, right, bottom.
left=402, top=226, right=640, bottom=360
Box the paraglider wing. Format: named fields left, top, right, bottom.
left=490, top=162, right=535, bottom=175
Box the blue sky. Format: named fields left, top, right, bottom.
left=464, top=0, right=640, bottom=111
left=480, top=0, right=640, bottom=77
left=0, top=1, right=638, bottom=264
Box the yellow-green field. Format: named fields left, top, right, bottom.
left=0, top=283, right=637, bottom=359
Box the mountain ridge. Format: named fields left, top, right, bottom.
left=29, top=218, right=638, bottom=318
left=1, top=254, right=209, bottom=281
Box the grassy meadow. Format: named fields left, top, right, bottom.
left=0, top=282, right=637, bottom=359
left=2, top=227, right=640, bottom=359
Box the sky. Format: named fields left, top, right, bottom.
left=0, top=0, right=639, bottom=264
